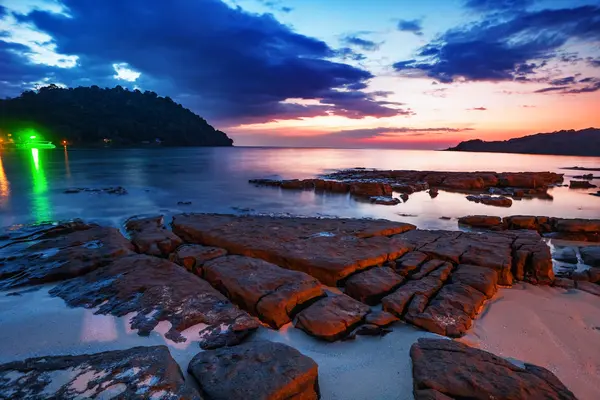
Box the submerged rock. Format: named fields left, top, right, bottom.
left=202, top=255, right=324, bottom=328
left=50, top=254, right=259, bottom=347
left=0, top=345, right=201, bottom=399
left=410, top=338, right=576, bottom=400
left=369, top=196, right=400, bottom=205
left=188, top=341, right=319, bottom=400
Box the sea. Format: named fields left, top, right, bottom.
left=0, top=147, right=599, bottom=229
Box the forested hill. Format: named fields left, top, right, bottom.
left=0, top=85, right=233, bottom=147
left=447, top=128, right=600, bottom=157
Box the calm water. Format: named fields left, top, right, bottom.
left=0, top=147, right=599, bottom=230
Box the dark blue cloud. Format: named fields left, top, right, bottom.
left=464, top=0, right=534, bottom=12
left=397, top=19, right=423, bottom=36
left=393, top=6, right=600, bottom=84
left=549, top=76, right=576, bottom=86
left=536, top=77, right=600, bottom=94
left=1, top=0, right=406, bottom=125
left=341, top=36, right=380, bottom=51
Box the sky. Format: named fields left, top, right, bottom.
left=0, top=0, right=599, bottom=149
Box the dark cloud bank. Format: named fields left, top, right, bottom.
left=0, top=0, right=407, bottom=125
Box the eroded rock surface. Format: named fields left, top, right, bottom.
left=50, top=254, right=259, bottom=347
left=188, top=341, right=319, bottom=400
left=125, top=215, right=183, bottom=257
left=295, top=294, right=370, bottom=341
left=459, top=214, right=600, bottom=242
left=411, top=338, right=576, bottom=400
left=169, top=244, right=228, bottom=275
left=344, top=266, right=404, bottom=305
left=202, top=255, right=324, bottom=328
left=0, top=225, right=134, bottom=289
left=0, top=346, right=201, bottom=399
left=580, top=246, right=600, bottom=267
left=172, top=214, right=415, bottom=285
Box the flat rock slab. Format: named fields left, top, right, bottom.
left=394, top=251, right=429, bottom=276
left=344, top=266, right=404, bottom=305
left=0, top=345, right=201, bottom=399
left=169, top=244, right=228, bottom=274
left=50, top=254, right=259, bottom=348
left=411, top=338, right=576, bottom=400
left=295, top=294, right=371, bottom=341
left=0, top=225, right=134, bottom=289
left=172, top=214, right=415, bottom=285
left=202, top=255, right=324, bottom=328
left=125, top=215, right=183, bottom=257
left=188, top=340, right=319, bottom=400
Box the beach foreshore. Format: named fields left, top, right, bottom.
left=0, top=213, right=598, bottom=399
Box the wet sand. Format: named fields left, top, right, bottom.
left=1, top=283, right=598, bottom=399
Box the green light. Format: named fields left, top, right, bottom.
left=30, top=135, right=37, bottom=139
left=30, top=148, right=52, bottom=222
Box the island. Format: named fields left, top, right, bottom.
left=447, top=127, right=600, bottom=157
left=0, top=85, right=233, bottom=147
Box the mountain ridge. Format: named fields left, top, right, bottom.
left=447, top=128, right=600, bottom=157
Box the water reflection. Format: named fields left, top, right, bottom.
left=64, top=147, right=71, bottom=179
left=0, top=155, right=10, bottom=207
left=30, top=148, right=52, bottom=222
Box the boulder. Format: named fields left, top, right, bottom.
left=428, top=188, right=439, bottom=198
left=202, top=255, right=324, bottom=328
left=169, top=244, right=227, bottom=274
left=295, top=294, right=370, bottom=341
left=0, top=226, right=134, bottom=289
left=0, top=346, right=200, bottom=399
left=50, top=254, right=259, bottom=347
left=125, top=215, right=183, bottom=257
left=504, top=215, right=539, bottom=230
left=172, top=214, right=415, bottom=286
left=344, top=266, right=404, bottom=305
left=410, top=339, right=577, bottom=400
left=580, top=246, right=600, bottom=267
left=188, top=341, right=319, bottom=400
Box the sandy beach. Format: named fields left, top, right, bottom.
left=1, top=281, right=598, bottom=399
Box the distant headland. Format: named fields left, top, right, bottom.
left=0, top=85, right=233, bottom=147
left=447, top=128, right=600, bottom=157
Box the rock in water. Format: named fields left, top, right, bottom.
left=125, top=215, right=183, bottom=257
left=580, top=246, right=600, bottom=267
left=569, top=180, right=597, bottom=189
left=552, top=247, right=578, bottom=264
left=49, top=254, right=259, bottom=347
left=0, top=226, right=134, bottom=289
left=202, top=255, right=324, bottom=328
left=294, top=294, right=370, bottom=341
left=188, top=341, right=319, bottom=400
left=466, top=194, right=512, bottom=207
left=410, top=338, right=576, bottom=400
left=0, top=346, right=201, bottom=399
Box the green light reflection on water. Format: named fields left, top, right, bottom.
left=30, top=148, right=52, bottom=222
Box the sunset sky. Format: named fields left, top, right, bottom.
left=1, top=0, right=599, bottom=148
